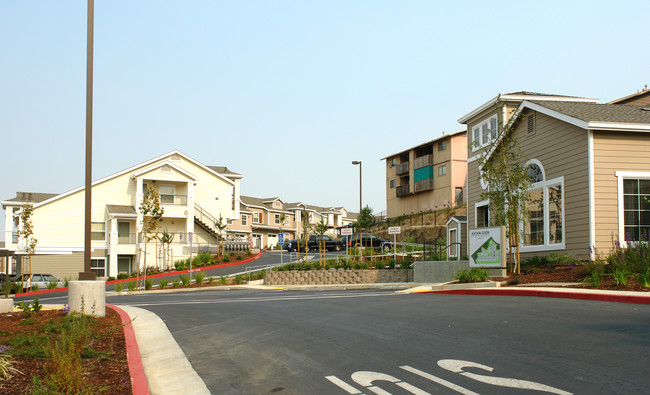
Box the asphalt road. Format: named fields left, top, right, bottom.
left=109, top=289, right=650, bottom=394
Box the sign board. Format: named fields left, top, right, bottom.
left=278, top=233, right=284, bottom=246
left=388, top=226, right=401, bottom=235
left=468, top=226, right=506, bottom=268
left=341, top=228, right=353, bottom=236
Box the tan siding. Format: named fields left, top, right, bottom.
left=30, top=252, right=84, bottom=280
left=593, top=131, right=650, bottom=253
left=516, top=110, right=590, bottom=257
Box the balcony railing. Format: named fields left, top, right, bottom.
left=395, top=162, right=409, bottom=176
left=160, top=194, right=187, bottom=205
left=12, top=232, right=19, bottom=243
left=413, top=154, right=433, bottom=169
left=414, top=178, right=434, bottom=193
left=118, top=233, right=138, bottom=244
left=396, top=185, right=410, bottom=197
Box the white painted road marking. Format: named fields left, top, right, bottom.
left=326, top=375, right=364, bottom=394
left=400, top=365, right=479, bottom=395
left=351, top=371, right=431, bottom=395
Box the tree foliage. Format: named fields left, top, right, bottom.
left=19, top=202, right=38, bottom=255
left=314, top=217, right=329, bottom=267
left=475, top=109, right=532, bottom=273
left=354, top=206, right=375, bottom=233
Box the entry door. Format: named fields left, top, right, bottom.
left=449, top=229, right=458, bottom=257
left=117, top=256, right=132, bottom=274
left=252, top=234, right=262, bottom=249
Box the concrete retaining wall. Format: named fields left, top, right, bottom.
left=264, top=269, right=413, bottom=285
left=414, top=260, right=470, bottom=283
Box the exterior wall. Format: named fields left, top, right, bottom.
left=265, top=269, right=412, bottom=285
left=30, top=252, right=84, bottom=280
left=592, top=131, right=650, bottom=252
left=385, top=133, right=467, bottom=218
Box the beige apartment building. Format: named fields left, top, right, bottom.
left=459, top=89, right=650, bottom=260
left=382, top=130, right=467, bottom=218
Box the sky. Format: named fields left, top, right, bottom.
left=1, top=1, right=649, bottom=240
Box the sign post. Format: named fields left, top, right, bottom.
left=278, top=233, right=284, bottom=265
left=388, top=226, right=401, bottom=269
left=341, top=228, right=353, bottom=261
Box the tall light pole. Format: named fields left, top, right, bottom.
left=351, top=161, right=362, bottom=214
left=81, top=0, right=96, bottom=280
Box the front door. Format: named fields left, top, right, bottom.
left=252, top=234, right=262, bottom=249
left=449, top=229, right=458, bottom=257
left=117, top=256, right=132, bottom=274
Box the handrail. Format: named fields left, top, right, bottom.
left=194, top=203, right=218, bottom=233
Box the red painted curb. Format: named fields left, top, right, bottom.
left=108, top=304, right=150, bottom=395
left=106, top=251, right=263, bottom=284
left=423, top=288, right=650, bottom=305
left=13, top=252, right=264, bottom=295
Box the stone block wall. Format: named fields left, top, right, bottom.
left=264, top=269, right=413, bottom=285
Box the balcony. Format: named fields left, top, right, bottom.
left=414, top=178, right=434, bottom=193
left=413, top=154, right=433, bottom=169
left=395, top=162, right=409, bottom=176
left=118, top=233, right=138, bottom=244
left=160, top=194, right=187, bottom=205
left=396, top=185, right=410, bottom=197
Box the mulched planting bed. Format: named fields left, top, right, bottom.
left=495, top=265, right=649, bottom=292
left=0, top=307, right=131, bottom=394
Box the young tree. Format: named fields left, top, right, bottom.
left=157, top=229, right=175, bottom=270
left=314, top=217, right=329, bottom=267
left=476, top=111, right=532, bottom=274
left=139, top=185, right=164, bottom=287
left=354, top=206, right=375, bottom=262
left=299, top=209, right=312, bottom=263
left=19, top=202, right=38, bottom=291
left=214, top=214, right=228, bottom=257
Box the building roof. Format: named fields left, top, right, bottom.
left=527, top=100, right=650, bottom=127
left=380, top=129, right=467, bottom=160
left=458, top=92, right=599, bottom=124
left=241, top=196, right=284, bottom=209
left=608, top=86, right=650, bottom=105
left=4, top=192, right=60, bottom=204
left=207, top=166, right=243, bottom=179
left=106, top=205, right=138, bottom=216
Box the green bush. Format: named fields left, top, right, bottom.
left=173, top=279, right=181, bottom=288
left=158, top=278, right=169, bottom=289
left=454, top=269, right=470, bottom=283
left=206, top=276, right=215, bottom=284
left=114, top=283, right=123, bottom=292
left=179, top=274, right=191, bottom=286
left=234, top=275, right=244, bottom=284
left=219, top=276, right=227, bottom=285
left=469, top=267, right=489, bottom=282
left=193, top=252, right=214, bottom=267
left=222, top=254, right=230, bottom=263
left=638, top=268, right=650, bottom=288
left=607, top=242, right=650, bottom=275
left=521, top=255, right=550, bottom=268
left=127, top=281, right=137, bottom=291
left=611, top=267, right=630, bottom=286
left=194, top=271, right=206, bottom=285
left=245, top=249, right=252, bottom=255
left=144, top=278, right=153, bottom=290
left=117, top=273, right=128, bottom=280
left=236, top=254, right=243, bottom=260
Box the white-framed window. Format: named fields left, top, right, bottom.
left=91, top=222, right=105, bottom=241
left=471, top=114, right=498, bottom=151
left=274, top=213, right=282, bottom=224
left=438, top=165, right=447, bottom=176
left=241, top=214, right=248, bottom=226
left=521, top=160, right=565, bottom=251
left=389, top=179, right=396, bottom=188
left=475, top=200, right=490, bottom=227
left=159, top=184, right=175, bottom=204
left=91, top=258, right=105, bottom=277
left=616, top=172, right=650, bottom=244
left=253, top=212, right=260, bottom=223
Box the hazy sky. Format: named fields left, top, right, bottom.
left=1, top=1, right=649, bottom=240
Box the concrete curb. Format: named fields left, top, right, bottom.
left=117, top=305, right=210, bottom=395
left=108, top=304, right=150, bottom=395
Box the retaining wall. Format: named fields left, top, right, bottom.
left=264, top=269, right=413, bottom=285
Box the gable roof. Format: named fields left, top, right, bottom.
left=17, top=150, right=235, bottom=210
left=207, top=166, right=243, bottom=179
left=525, top=100, right=650, bottom=131
left=4, top=192, right=59, bottom=204
left=458, top=92, right=598, bottom=124
left=608, top=86, right=650, bottom=106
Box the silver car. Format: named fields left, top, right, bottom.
left=17, top=273, right=63, bottom=292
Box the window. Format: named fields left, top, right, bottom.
left=389, top=158, right=397, bottom=167
left=455, top=187, right=463, bottom=205
left=622, top=178, right=650, bottom=242
left=389, top=179, right=396, bottom=188
left=438, top=165, right=446, bottom=176
left=274, top=213, right=282, bottom=224
left=91, top=258, right=105, bottom=277
left=241, top=214, right=248, bottom=226
left=438, top=141, right=446, bottom=151
left=476, top=203, right=489, bottom=227
left=91, top=222, right=105, bottom=241
left=253, top=212, right=260, bottom=223
left=159, top=185, right=175, bottom=204
left=521, top=160, right=564, bottom=250
left=472, top=114, right=498, bottom=151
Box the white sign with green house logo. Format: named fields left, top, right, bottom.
left=469, top=226, right=506, bottom=268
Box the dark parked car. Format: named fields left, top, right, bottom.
left=342, top=234, right=391, bottom=251
left=284, top=239, right=307, bottom=252
left=307, top=235, right=343, bottom=252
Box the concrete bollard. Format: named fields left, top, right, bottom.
left=68, top=281, right=106, bottom=317
left=0, top=298, right=13, bottom=313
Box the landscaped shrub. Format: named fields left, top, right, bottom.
left=236, top=254, right=243, bottom=260
left=454, top=268, right=489, bottom=283
left=114, top=283, right=123, bottom=292
left=219, top=276, right=227, bottom=285
left=173, top=279, right=181, bottom=288
left=234, top=275, right=244, bottom=284
left=607, top=242, right=650, bottom=275
left=193, top=252, right=214, bottom=267
left=179, top=274, right=191, bottom=287
left=245, top=249, right=252, bottom=255
left=127, top=281, right=137, bottom=291
left=222, top=254, right=230, bottom=263
left=174, top=258, right=190, bottom=271
left=158, top=278, right=169, bottom=289
left=117, top=273, right=129, bottom=280
left=194, top=271, right=205, bottom=285
left=144, top=279, right=153, bottom=290
left=521, top=255, right=550, bottom=268
left=611, top=267, right=630, bottom=286
left=638, top=268, right=650, bottom=288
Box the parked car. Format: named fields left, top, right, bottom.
left=284, top=239, right=307, bottom=252
left=307, top=235, right=343, bottom=252
left=16, top=273, right=64, bottom=292
left=343, top=234, right=392, bottom=251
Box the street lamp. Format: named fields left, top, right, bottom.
left=351, top=161, right=362, bottom=214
